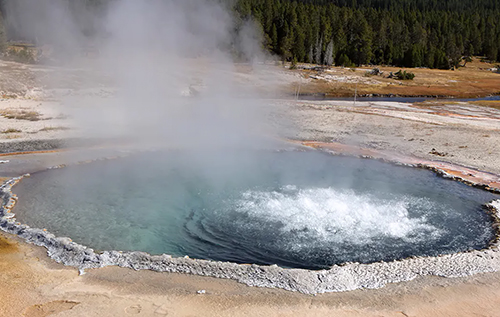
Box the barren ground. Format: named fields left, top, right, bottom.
left=2, top=230, right=500, bottom=317
left=1, top=59, right=500, bottom=316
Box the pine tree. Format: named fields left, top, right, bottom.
left=338, top=53, right=352, bottom=67
left=270, top=24, right=278, bottom=53
left=314, top=36, right=322, bottom=64
left=0, top=11, right=6, bottom=53
left=324, top=40, right=334, bottom=65
left=350, top=11, right=373, bottom=65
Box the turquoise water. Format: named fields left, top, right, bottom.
left=13, top=150, right=499, bottom=269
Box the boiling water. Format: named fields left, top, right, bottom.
left=13, top=150, right=498, bottom=269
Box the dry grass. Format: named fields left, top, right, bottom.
left=39, top=126, right=70, bottom=132
left=295, top=57, right=500, bottom=98
left=0, top=109, right=42, bottom=121
left=3, top=134, right=21, bottom=139
left=1, top=128, right=22, bottom=134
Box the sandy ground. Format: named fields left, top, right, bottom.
left=1, top=104, right=500, bottom=316
left=2, top=60, right=500, bottom=316
left=3, top=230, right=500, bottom=317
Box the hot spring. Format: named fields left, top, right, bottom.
left=12, top=149, right=499, bottom=270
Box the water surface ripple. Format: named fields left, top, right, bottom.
left=13, top=150, right=498, bottom=269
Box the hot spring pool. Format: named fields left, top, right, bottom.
left=13, top=150, right=499, bottom=269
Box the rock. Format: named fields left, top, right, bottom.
left=429, top=148, right=447, bottom=157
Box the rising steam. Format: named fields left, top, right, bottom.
left=4, top=0, right=279, bottom=148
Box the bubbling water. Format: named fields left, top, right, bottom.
left=13, top=150, right=499, bottom=269
left=234, top=187, right=441, bottom=245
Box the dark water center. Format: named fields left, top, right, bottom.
left=13, top=150, right=499, bottom=269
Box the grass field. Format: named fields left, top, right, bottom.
left=288, top=57, right=500, bottom=98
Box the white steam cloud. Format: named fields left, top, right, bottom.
left=5, top=0, right=280, bottom=149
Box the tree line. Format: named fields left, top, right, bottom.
left=231, top=0, right=500, bottom=68
left=1, top=0, right=500, bottom=69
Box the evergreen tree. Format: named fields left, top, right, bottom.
left=324, top=40, right=334, bottom=65
left=230, top=0, right=500, bottom=66
left=308, top=45, right=314, bottom=64
left=4, top=0, right=500, bottom=66
left=270, top=24, right=278, bottom=53
left=314, top=36, right=322, bottom=65
left=0, top=11, right=6, bottom=53
left=349, top=11, right=372, bottom=65
left=338, top=53, right=352, bottom=67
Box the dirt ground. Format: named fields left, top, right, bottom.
left=2, top=59, right=500, bottom=316
left=281, top=98, right=500, bottom=175
left=3, top=231, right=500, bottom=317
